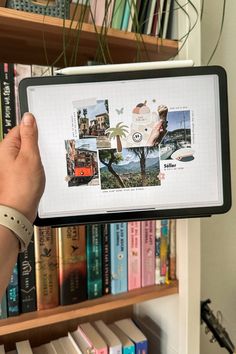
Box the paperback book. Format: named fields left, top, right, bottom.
left=110, top=222, right=128, bottom=294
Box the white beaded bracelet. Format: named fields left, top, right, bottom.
left=0, top=205, right=34, bottom=252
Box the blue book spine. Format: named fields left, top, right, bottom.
left=121, top=0, right=131, bottom=30
left=110, top=222, right=128, bottom=294
left=135, top=340, right=148, bottom=354
left=7, top=262, right=19, bottom=317
left=123, top=345, right=135, bottom=354
left=0, top=292, right=8, bottom=319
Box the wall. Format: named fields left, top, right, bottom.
left=201, top=1, right=236, bottom=353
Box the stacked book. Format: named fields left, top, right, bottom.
left=0, top=317, right=149, bottom=353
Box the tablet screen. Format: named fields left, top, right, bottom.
left=19, top=66, right=231, bottom=226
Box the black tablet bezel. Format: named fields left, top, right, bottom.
left=19, top=65, right=231, bottom=227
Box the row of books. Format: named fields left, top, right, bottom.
left=0, top=317, right=148, bottom=354
left=87, top=0, right=177, bottom=39
left=0, top=219, right=176, bottom=318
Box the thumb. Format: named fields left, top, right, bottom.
left=20, top=113, right=39, bottom=155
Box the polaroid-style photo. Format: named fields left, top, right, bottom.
left=160, top=110, right=194, bottom=161
left=65, top=138, right=99, bottom=187
left=73, top=98, right=111, bottom=148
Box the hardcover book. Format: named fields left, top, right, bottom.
left=141, top=220, right=156, bottom=287
left=114, top=318, right=148, bottom=354
left=86, top=224, right=103, bottom=299
left=127, top=221, right=141, bottom=291
left=94, top=320, right=122, bottom=354
left=169, top=219, right=177, bottom=280
left=18, top=238, right=37, bottom=313
left=57, top=225, right=87, bottom=305
left=0, top=63, right=16, bottom=137
left=34, top=226, right=59, bottom=310
left=160, top=219, right=169, bottom=281
left=77, top=322, right=108, bottom=354
left=6, top=262, right=19, bottom=317
left=101, top=223, right=111, bottom=295
left=154, top=220, right=165, bottom=285
left=108, top=324, right=135, bottom=354
left=110, top=222, right=128, bottom=294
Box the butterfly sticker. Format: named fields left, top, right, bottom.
left=116, top=107, right=124, bottom=115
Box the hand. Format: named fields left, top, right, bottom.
left=0, top=113, right=45, bottom=223
left=147, top=120, right=166, bottom=146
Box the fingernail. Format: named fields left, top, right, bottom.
left=22, top=113, right=34, bottom=126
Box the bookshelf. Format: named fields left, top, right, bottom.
left=0, top=2, right=201, bottom=352
left=0, top=8, right=178, bottom=67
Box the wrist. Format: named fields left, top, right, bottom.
left=0, top=205, right=34, bottom=252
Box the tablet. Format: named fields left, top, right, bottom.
left=19, top=65, right=231, bottom=226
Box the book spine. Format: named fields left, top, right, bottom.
left=110, top=222, right=128, bottom=294
left=34, top=226, right=59, bottom=310
left=121, top=0, right=131, bottom=30
left=141, top=220, right=155, bottom=287
left=6, top=262, right=19, bottom=317
left=58, top=225, right=87, bottom=305
left=135, top=341, right=148, bottom=354
left=169, top=219, right=177, bottom=280
left=0, top=63, right=16, bottom=137
left=151, top=0, right=159, bottom=35
left=123, top=347, right=135, bottom=354
left=14, top=63, right=32, bottom=124
left=144, top=0, right=157, bottom=35
left=127, top=221, right=141, bottom=291
left=101, top=223, right=111, bottom=295
left=0, top=292, right=7, bottom=319
left=86, top=224, right=103, bottom=299
left=155, top=220, right=165, bottom=284
left=160, top=219, right=169, bottom=283
left=127, top=0, right=137, bottom=32
left=18, top=238, right=37, bottom=313
left=112, top=0, right=126, bottom=29
left=0, top=66, right=3, bottom=141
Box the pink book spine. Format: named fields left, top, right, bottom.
left=141, top=220, right=156, bottom=287
left=128, top=221, right=141, bottom=290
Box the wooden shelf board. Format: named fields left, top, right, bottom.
left=0, top=281, right=178, bottom=336
left=0, top=8, right=178, bottom=66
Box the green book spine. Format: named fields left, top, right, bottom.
left=112, top=0, right=126, bottom=29
left=0, top=292, right=8, bottom=319
left=86, top=224, right=103, bottom=299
